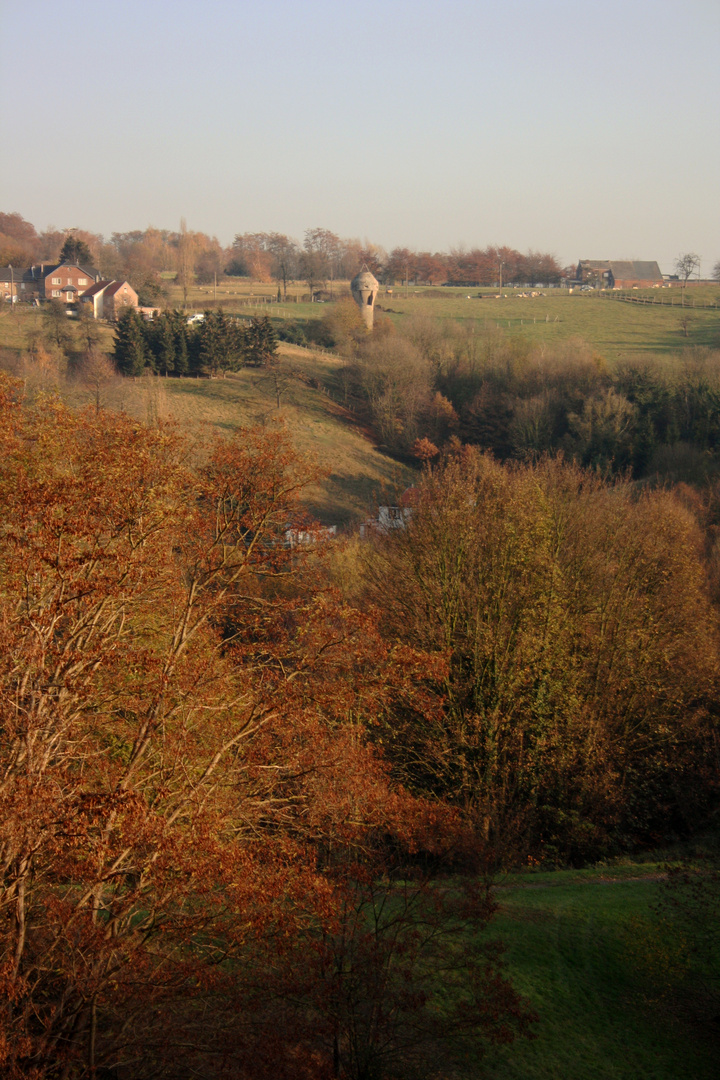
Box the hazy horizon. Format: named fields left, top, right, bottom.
left=1, top=0, right=718, bottom=276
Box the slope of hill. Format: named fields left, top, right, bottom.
left=61, top=342, right=413, bottom=526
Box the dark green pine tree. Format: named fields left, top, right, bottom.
left=150, top=312, right=177, bottom=376
left=113, top=309, right=151, bottom=376
left=197, top=309, right=242, bottom=377
left=171, top=310, right=189, bottom=376
left=244, top=315, right=278, bottom=367
left=59, top=235, right=92, bottom=267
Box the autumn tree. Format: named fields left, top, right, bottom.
left=301, top=227, right=341, bottom=296
left=74, top=349, right=116, bottom=414
left=386, top=247, right=417, bottom=286
left=365, top=449, right=720, bottom=861
left=0, top=388, right=324, bottom=1074
left=286, top=844, right=536, bottom=1078
left=350, top=333, right=434, bottom=450
left=174, top=217, right=197, bottom=307
left=356, top=243, right=386, bottom=281
left=266, top=232, right=300, bottom=298
left=319, top=296, right=368, bottom=358
left=0, top=377, right=532, bottom=1077
left=566, top=387, right=636, bottom=470
left=194, top=233, right=227, bottom=285
left=415, top=251, right=448, bottom=285
left=0, top=212, right=40, bottom=265
left=229, top=232, right=274, bottom=281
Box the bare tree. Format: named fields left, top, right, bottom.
left=43, top=298, right=73, bottom=351
left=175, top=217, right=197, bottom=308
left=266, top=233, right=299, bottom=299
left=77, top=301, right=102, bottom=351
left=674, top=252, right=700, bottom=306
left=76, top=349, right=117, bottom=413
left=262, top=356, right=302, bottom=409
left=302, top=227, right=341, bottom=297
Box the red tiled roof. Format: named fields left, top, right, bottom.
left=80, top=281, right=113, bottom=298
left=104, top=281, right=135, bottom=298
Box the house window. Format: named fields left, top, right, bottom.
left=67, top=279, right=72, bottom=286
left=51, top=277, right=61, bottom=285
left=52, top=290, right=61, bottom=297
left=78, top=278, right=87, bottom=286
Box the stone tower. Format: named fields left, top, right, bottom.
left=350, top=267, right=379, bottom=330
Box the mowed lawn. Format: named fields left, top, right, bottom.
left=481, top=866, right=716, bottom=1080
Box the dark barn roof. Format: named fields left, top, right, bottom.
left=608, top=260, right=663, bottom=281
left=578, top=260, right=663, bottom=283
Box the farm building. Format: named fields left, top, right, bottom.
left=576, top=261, right=664, bottom=289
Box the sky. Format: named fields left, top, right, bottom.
left=1, top=0, right=719, bottom=274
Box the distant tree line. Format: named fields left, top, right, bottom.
left=1, top=212, right=568, bottom=302
left=113, top=309, right=277, bottom=378
left=5, top=211, right=720, bottom=304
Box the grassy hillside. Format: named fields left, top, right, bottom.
left=91, top=350, right=412, bottom=525
left=483, top=865, right=716, bottom=1080
left=0, top=307, right=412, bottom=525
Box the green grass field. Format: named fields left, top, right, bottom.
left=375, top=286, right=720, bottom=361
left=161, top=277, right=720, bottom=362
left=167, top=278, right=720, bottom=361
left=482, top=865, right=716, bottom=1079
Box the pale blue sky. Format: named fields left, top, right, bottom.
left=1, top=0, right=718, bottom=272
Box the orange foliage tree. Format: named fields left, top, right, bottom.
left=0, top=377, right=533, bottom=1078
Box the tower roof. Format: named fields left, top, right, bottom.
left=351, top=268, right=378, bottom=290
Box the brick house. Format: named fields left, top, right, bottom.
left=99, top=280, right=138, bottom=320
left=41, top=262, right=99, bottom=303
left=79, top=279, right=138, bottom=320
left=0, top=265, right=47, bottom=303
left=0, top=262, right=101, bottom=304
